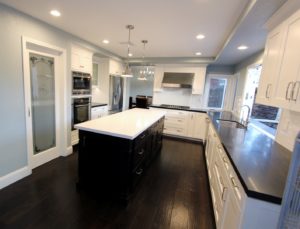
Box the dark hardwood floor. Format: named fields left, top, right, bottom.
left=0, top=138, right=215, bottom=229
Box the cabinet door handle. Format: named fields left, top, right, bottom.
left=135, top=168, right=143, bottom=175
left=265, top=84, right=271, bottom=98
left=222, top=187, right=227, bottom=201
left=286, top=82, right=294, bottom=100
left=138, top=149, right=144, bottom=155
left=177, top=119, right=183, bottom=122
left=230, top=177, right=239, bottom=188
left=291, top=81, right=300, bottom=102
left=140, top=134, right=146, bottom=139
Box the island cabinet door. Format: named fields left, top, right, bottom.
left=77, top=130, right=133, bottom=195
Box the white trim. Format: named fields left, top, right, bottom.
left=63, top=146, right=73, bottom=157
left=22, top=36, right=68, bottom=169
left=0, top=167, right=32, bottom=190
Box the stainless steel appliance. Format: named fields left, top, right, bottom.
left=277, top=132, right=300, bottom=228
left=72, top=71, right=91, bottom=95
left=72, top=97, right=91, bottom=130
left=110, top=76, right=124, bottom=112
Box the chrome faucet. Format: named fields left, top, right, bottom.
left=241, top=105, right=251, bottom=127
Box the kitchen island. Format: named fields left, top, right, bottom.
left=74, top=108, right=165, bottom=203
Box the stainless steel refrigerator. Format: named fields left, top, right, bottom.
left=109, top=75, right=124, bottom=112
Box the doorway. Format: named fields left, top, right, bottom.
left=22, top=38, right=67, bottom=169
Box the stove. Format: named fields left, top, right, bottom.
left=160, top=104, right=190, bottom=110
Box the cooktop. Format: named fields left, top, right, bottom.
left=160, top=104, right=190, bottom=110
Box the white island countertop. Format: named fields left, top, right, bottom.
left=74, top=108, right=166, bottom=140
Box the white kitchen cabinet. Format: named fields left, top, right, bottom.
left=187, top=112, right=209, bottom=139
left=163, top=109, right=190, bottom=137
left=153, top=67, right=164, bottom=92
left=272, top=10, right=300, bottom=112
left=256, top=24, right=286, bottom=106
left=91, top=105, right=108, bottom=119
left=149, top=107, right=208, bottom=140
left=109, top=59, right=124, bottom=75
left=257, top=9, right=300, bottom=112
left=205, top=122, right=280, bottom=229
left=71, top=45, right=93, bottom=73
left=192, top=67, right=206, bottom=95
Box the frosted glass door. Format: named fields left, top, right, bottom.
left=29, top=53, right=56, bottom=155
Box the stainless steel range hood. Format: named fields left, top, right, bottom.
left=162, top=72, right=194, bottom=88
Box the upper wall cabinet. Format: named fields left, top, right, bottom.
left=256, top=24, right=286, bottom=106
left=257, top=9, right=300, bottom=112
left=71, top=45, right=93, bottom=73
left=109, top=59, right=124, bottom=75
left=192, top=67, right=206, bottom=95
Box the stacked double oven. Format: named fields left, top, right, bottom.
left=72, top=71, right=91, bottom=132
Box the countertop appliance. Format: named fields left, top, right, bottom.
left=72, top=97, right=91, bottom=130
left=72, top=71, right=91, bottom=95
left=159, top=104, right=190, bottom=110
left=277, top=132, right=300, bottom=228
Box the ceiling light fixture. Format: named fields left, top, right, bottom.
left=195, top=52, right=202, bottom=56
left=121, top=25, right=134, bottom=77
left=50, top=10, right=61, bottom=17
left=138, top=40, right=154, bottom=81
left=102, top=39, right=110, bottom=44
left=238, top=45, right=248, bottom=50
left=196, top=34, right=205, bottom=40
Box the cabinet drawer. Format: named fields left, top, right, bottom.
left=163, top=126, right=186, bottom=136
left=164, top=117, right=187, bottom=127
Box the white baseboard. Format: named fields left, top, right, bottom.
left=0, top=166, right=32, bottom=190
left=63, top=146, right=73, bottom=157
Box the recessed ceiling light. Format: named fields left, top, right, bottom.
left=238, top=45, right=248, bottom=50
left=128, top=53, right=133, bottom=57
left=50, top=10, right=61, bottom=17
left=102, top=39, right=110, bottom=44
left=196, top=34, right=205, bottom=40
left=195, top=52, right=202, bottom=56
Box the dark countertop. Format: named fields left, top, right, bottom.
left=149, top=105, right=291, bottom=204
left=91, top=103, right=107, bottom=108
left=208, top=111, right=291, bottom=204
left=150, top=104, right=207, bottom=113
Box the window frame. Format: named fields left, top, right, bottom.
left=204, top=75, right=228, bottom=110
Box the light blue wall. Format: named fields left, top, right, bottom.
left=0, top=4, right=117, bottom=177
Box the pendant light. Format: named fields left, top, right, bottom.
left=121, top=25, right=134, bottom=77
left=138, top=40, right=148, bottom=81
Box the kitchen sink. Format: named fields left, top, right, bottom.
left=216, top=119, right=246, bottom=129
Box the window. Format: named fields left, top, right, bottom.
left=92, top=63, right=98, bottom=86
left=207, top=78, right=227, bottom=109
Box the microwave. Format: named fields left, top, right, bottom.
left=72, top=71, right=91, bottom=95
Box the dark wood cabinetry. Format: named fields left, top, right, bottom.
left=77, top=117, right=164, bottom=203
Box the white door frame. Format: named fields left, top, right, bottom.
left=22, top=37, right=67, bottom=169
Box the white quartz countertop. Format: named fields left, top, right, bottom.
left=74, top=108, right=166, bottom=140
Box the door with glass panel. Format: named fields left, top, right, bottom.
left=26, top=52, right=59, bottom=169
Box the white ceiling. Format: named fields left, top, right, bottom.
left=0, top=0, right=286, bottom=65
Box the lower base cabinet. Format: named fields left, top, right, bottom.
left=205, top=122, right=281, bottom=229
left=150, top=107, right=209, bottom=141
left=77, top=117, right=164, bottom=203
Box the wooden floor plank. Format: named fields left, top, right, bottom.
left=0, top=138, right=215, bottom=229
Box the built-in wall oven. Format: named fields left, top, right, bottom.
left=72, top=71, right=92, bottom=95
left=72, top=97, right=91, bottom=130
